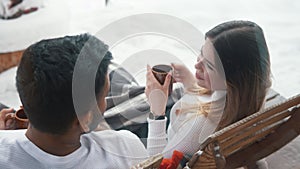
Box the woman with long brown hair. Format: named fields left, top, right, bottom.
left=145, top=20, right=271, bottom=160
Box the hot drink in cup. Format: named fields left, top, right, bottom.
left=5, top=108, right=29, bottom=129
left=151, top=64, right=173, bottom=96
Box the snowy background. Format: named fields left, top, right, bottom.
left=0, top=0, right=299, bottom=168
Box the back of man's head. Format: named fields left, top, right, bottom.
left=16, top=34, right=112, bottom=134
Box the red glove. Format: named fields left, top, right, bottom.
left=159, top=150, right=184, bottom=169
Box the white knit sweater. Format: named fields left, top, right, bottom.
left=147, top=91, right=226, bottom=158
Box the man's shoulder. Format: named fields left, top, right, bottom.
left=86, top=130, right=141, bottom=144
left=0, top=129, right=26, bottom=143
left=83, top=130, right=148, bottom=159
left=0, top=130, right=28, bottom=166
left=103, top=129, right=140, bottom=138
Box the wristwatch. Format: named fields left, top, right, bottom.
left=149, top=111, right=165, bottom=120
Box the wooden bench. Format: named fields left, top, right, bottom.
left=185, top=92, right=300, bottom=169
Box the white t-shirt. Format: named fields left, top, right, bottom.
left=147, top=91, right=226, bottom=158
left=0, top=129, right=148, bottom=169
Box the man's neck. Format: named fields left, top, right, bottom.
left=25, top=126, right=82, bottom=156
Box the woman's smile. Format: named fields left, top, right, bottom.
left=195, top=72, right=204, bottom=81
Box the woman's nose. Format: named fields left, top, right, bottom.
left=194, top=62, right=200, bottom=69
left=195, top=58, right=204, bottom=70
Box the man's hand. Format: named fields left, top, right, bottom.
left=0, top=108, right=15, bottom=130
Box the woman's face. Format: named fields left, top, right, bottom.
left=194, top=39, right=226, bottom=90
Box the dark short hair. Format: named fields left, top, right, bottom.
left=16, top=34, right=113, bottom=134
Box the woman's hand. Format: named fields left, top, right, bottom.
left=145, top=65, right=172, bottom=116
left=171, top=63, right=197, bottom=89
left=0, top=108, right=15, bottom=130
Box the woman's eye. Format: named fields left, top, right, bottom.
left=206, top=63, right=214, bottom=71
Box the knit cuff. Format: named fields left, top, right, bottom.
left=147, top=117, right=167, bottom=138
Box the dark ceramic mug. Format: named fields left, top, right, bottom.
left=152, top=64, right=173, bottom=96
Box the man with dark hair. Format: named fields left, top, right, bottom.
left=0, top=34, right=148, bottom=168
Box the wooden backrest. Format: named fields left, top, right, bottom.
left=0, top=50, right=24, bottom=73
left=186, top=94, right=300, bottom=169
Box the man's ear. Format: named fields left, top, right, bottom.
left=77, top=112, right=93, bottom=133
